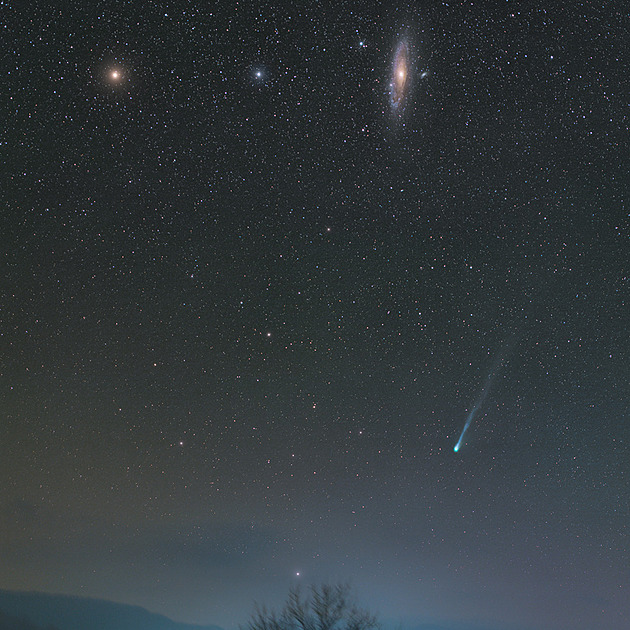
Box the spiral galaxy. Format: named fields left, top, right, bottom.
left=390, top=41, right=409, bottom=111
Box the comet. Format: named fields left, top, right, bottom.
left=454, top=399, right=486, bottom=453
left=453, top=340, right=517, bottom=452
left=454, top=376, right=494, bottom=452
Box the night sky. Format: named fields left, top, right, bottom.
left=2, top=2, right=629, bottom=629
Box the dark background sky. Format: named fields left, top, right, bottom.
left=1, top=1, right=629, bottom=629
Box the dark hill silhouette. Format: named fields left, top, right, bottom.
left=0, top=607, right=60, bottom=630
left=0, top=590, right=223, bottom=630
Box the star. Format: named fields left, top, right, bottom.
left=108, top=68, right=124, bottom=83
left=251, top=67, right=267, bottom=84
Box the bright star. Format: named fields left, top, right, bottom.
left=252, top=68, right=267, bottom=83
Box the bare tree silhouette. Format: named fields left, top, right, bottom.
left=243, top=584, right=379, bottom=630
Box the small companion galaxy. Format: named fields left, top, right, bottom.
left=2, top=2, right=629, bottom=630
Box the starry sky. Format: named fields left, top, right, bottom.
left=2, top=1, right=629, bottom=629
